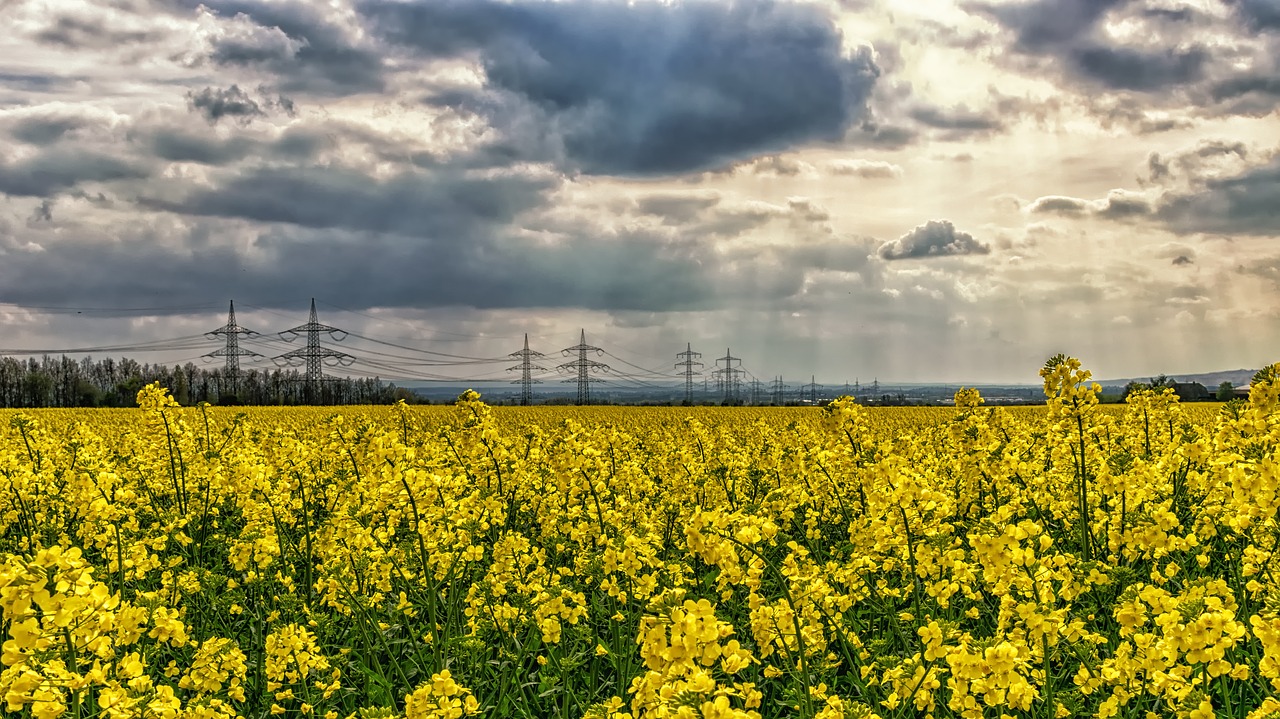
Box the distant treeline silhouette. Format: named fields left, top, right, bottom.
left=0, top=355, right=410, bottom=408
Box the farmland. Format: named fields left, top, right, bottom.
left=2, top=357, right=1279, bottom=719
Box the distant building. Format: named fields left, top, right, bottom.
left=1233, top=385, right=1251, bottom=400
left=1170, top=381, right=1210, bottom=401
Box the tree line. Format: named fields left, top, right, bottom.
left=0, top=355, right=413, bottom=408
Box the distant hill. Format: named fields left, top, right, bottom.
left=1096, top=368, right=1258, bottom=388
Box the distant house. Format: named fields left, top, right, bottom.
left=1169, top=381, right=1210, bottom=401
left=1233, top=385, right=1251, bottom=400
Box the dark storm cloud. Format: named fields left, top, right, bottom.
left=0, top=225, right=712, bottom=313
left=0, top=72, right=83, bottom=95
left=1155, top=155, right=1280, bottom=236
left=29, top=198, right=53, bottom=223
left=878, top=220, right=989, bottom=260
left=1209, top=74, right=1280, bottom=115
left=1071, top=45, right=1208, bottom=91
left=10, top=115, right=92, bottom=145
left=971, top=0, right=1213, bottom=92
left=363, top=0, right=881, bottom=175
left=975, top=0, right=1121, bottom=49
left=1229, top=0, right=1280, bottom=30
left=191, top=0, right=385, bottom=95
left=186, top=85, right=264, bottom=124
left=147, top=129, right=259, bottom=165
left=1096, top=191, right=1152, bottom=219
left=0, top=209, right=835, bottom=313
left=141, top=164, right=558, bottom=236
left=908, top=103, right=1002, bottom=133
left=0, top=148, right=150, bottom=197
left=1141, top=6, right=1197, bottom=23
left=34, top=14, right=162, bottom=49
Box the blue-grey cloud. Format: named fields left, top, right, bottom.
left=187, top=0, right=386, bottom=96
left=1229, top=0, right=1280, bottom=30
left=1026, top=191, right=1153, bottom=220
left=10, top=115, right=93, bottom=145
left=1156, top=156, right=1280, bottom=236
left=878, top=220, right=989, bottom=260
left=140, top=164, right=559, bottom=237
left=33, top=14, right=162, bottom=49
left=362, top=0, right=881, bottom=175
left=187, top=85, right=263, bottom=124
left=972, top=0, right=1212, bottom=92
left=1070, top=45, right=1208, bottom=91
left=0, top=148, right=150, bottom=197
left=146, top=129, right=259, bottom=165
left=909, top=104, right=1002, bottom=132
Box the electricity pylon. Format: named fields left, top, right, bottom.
left=274, top=299, right=354, bottom=403
left=712, top=348, right=743, bottom=404
left=558, top=329, right=608, bottom=405
left=801, top=375, right=821, bottom=404
left=204, top=300, right=259, bottom=396
left=750, top=378, right=763, bottom=405
left=674, top=343, right=702, bottom=404
left=508, top=334, right=545, bottom=406
left=771, top=376, right=787, bottom=405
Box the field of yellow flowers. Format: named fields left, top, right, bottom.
left=3, top=356, right=1280, bottom=719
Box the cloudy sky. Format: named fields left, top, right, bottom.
left=1, top=0, right=1278, bottom=385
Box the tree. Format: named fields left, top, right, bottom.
left=1217, top=381, right=1234, bottom=402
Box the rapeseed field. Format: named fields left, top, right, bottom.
left=2, top=356, right=1278, bottom=719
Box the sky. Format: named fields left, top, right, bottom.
left=1, top=0, right=1279, bottom=385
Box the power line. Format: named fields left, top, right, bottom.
left=313, top=300, right=525, bottom=342
left=0, top=301, right=223, bottom=314
left=601, top=350, right=676, bottom=379
left=0, top=334, right=213, bottom=355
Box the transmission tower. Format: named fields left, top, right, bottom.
left=801, top=375, right=821, bottom=404
left=771, top=376, right=786, bottom=405
left=674, top=343, right=703, bottom=404
left=204, top=300, right=260, bottom=396
left=508, top=334, right=546, bottom=406
left=750, top=378, right=763, bottom=405
left=274, top=299, right=354, bottom=403
left=558, top=329, right=609, bottom=405
left=712, top=348, right=743, bottom=404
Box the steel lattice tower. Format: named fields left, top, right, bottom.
left=274, top=299, right=354, bottom=402
left=674, top=343, right=702, bottom=404
left=558, top=329, right=609, bottom=405
left=204, top=301, right=261, bottom=395
left=771, top=376, right=786, bottom=405
left=801, top=375, right=821, bottom=404
left=712, top=348, right=743, bottom=403
left=508, top=334, right=546, bottom=406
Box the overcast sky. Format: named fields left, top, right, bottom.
left=1, top=0, right=1278, bottom=385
